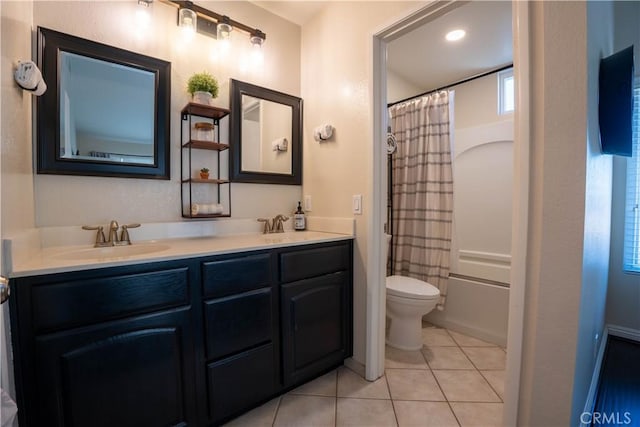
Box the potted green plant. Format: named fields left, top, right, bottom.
left=199, top=167, right=210, bottom=179
left=187, top=72, right=219, bottom=105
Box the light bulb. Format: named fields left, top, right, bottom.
left=179, top=7, right=197, bottom=37
left=217, top=17, right=232, bottom=40
left=249, top=30, right=265, bottom=64
left=445, top=29, right=465, bottom=42
left=135, top=8, right=151, bottom=30
left=251, top=42, right=264, bottom=65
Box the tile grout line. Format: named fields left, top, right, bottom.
left=437, top=328, right=463, bottom=427
left=477, top=370, right=504, bottom=404
left=457, top=343, right=505, bottom=403
left=270, top=395, right=282, bottom=427
left=382, top=366, right=400, bottom=426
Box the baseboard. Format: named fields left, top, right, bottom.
left=579, top=324, right=640, bottom=427
left=580, top=327, right=610, bottom=427
left=607, top=324, right=640, bottom=342
left=425, top=317, right=507, bottom=347
left=343, top=357, right=366, bottom=378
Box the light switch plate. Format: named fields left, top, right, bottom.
left=304, top=195, right=312, bottom=211
left=353, top=194, right=362, bottom=215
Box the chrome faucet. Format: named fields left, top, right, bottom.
left=83, top=220, right=140, bottom=247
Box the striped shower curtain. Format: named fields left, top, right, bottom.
left=389, top=91, right=453, bottom=310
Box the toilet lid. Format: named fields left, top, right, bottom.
left=386, top=275, right=440, bottom=300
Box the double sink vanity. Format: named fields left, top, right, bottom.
left=7, top=225, right=354, bottom=426
left=11, top=21, right=344, bottom=427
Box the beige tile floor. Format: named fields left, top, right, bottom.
left=225, top=324, right=506, bottom=427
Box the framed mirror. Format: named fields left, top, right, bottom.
left=37, top=27, right=171, bottom=179
left=230, top=79, right=302, bottom=185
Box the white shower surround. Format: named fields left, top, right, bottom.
left=427, top=120, right=513, bottom=346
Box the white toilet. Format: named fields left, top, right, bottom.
left=385, top=234, right=440, bottom=351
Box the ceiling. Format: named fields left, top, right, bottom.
left=387, top=1, right=513, bottom=92
left=251, top=1, right=512, bottom=94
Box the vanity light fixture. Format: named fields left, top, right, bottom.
left=445, top=29, right=466, bottom=42
left=137, top=0, right=153, bottom=7
left=165, top=1, right=266, bottom=49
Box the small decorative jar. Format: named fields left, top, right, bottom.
left=193, top=91, right=213, bottom=105
left=194, top=122, right=215, bottom=142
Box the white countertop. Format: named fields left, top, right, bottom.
left=8, top=231, right=354, bottom=278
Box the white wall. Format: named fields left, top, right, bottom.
left=1, top=1, right=36, bottom=237
left=386, top=68, right=423, bottom=104
left=571, top=2, right=614, bottom=423
left=606, top=0, right=640, bottom=331
left=1, top=0, right=34, bottom=415
left=517, top=2, right=613, bottom=425
left=301, top=1, right=424, bottom=365
left=452, top=72, right=512, bottom=128
left=24, top=1, right=302, bottom=229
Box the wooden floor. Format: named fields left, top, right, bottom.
left=592, top=335, right=640, bottom=426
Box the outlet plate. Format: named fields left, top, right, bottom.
left=304, top=195, right=312, bottom=211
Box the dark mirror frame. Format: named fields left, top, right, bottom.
left=230, top=79, right=302, bottom=185
left=37, top=27, right=171, bottom=179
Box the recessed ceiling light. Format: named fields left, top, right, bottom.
left=445, top=29, right=466, bottom=42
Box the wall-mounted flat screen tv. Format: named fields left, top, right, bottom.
left=599, top=45, right=634, bottom=157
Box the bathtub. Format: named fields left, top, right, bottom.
left=425, top=274, right=509, bottom=346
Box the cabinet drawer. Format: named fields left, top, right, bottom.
left=204, top=288, right=273, bottom=361
left=202, top=253, right=271, bottom=298
left=207, top=343, right=276, bottom=423
left=31, top=268, right=189, bottom=334
left=280, top=243, right=350, bottom=283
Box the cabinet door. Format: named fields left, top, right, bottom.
left=32, top=308, right=196, bottom=427
left=281, top=271, right=349, bottom=387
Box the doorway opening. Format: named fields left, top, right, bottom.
left=368, top=2, right=531, bottom=426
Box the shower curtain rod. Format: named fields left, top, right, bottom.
left=387, top=63, right=513, bottom=108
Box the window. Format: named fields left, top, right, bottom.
left=498, top=68, right=514, bottom=115
left=623, top=85, right=640, bottom=273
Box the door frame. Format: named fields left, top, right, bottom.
left=367, top=2, right=530, bottom=425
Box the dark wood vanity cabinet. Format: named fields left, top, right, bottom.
left=280, top=244, right=353, bottom=387
left=9, top=240, right=353, bottom=427
left=9, top=261, right=199, bottom=427
left=201, top=253, right=279, bottom=424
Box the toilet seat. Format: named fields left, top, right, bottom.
left=386, top=275, right=440, bottom=300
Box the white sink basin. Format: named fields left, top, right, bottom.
left=51, top=243, right=171, bottom=261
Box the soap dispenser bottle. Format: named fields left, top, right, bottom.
left=294, top=201, right=306, bottom=231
